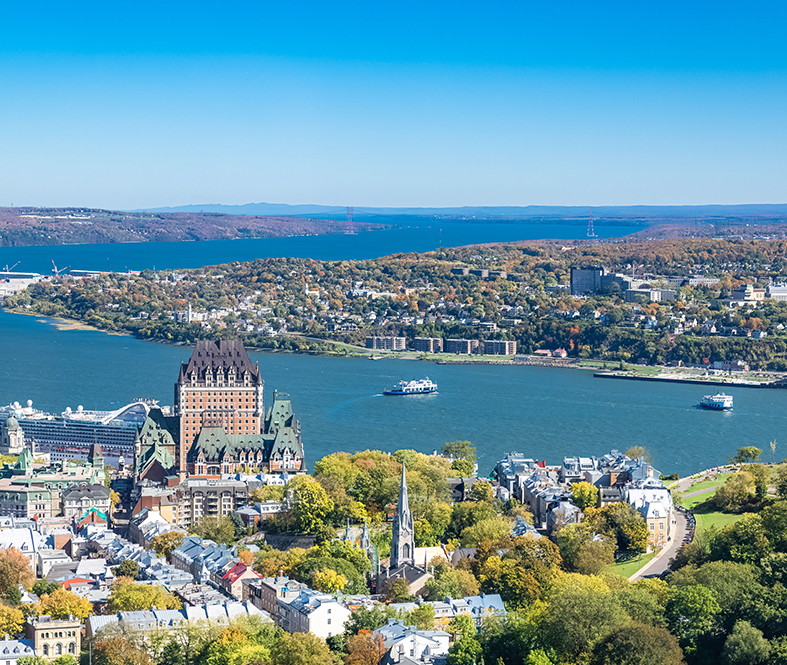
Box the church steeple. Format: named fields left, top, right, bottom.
left=390, top=463, right=414, bottom=569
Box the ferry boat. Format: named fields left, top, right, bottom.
left=699, top=393, right=734, bottom=411
left=383, top=378, right=438, bottom=396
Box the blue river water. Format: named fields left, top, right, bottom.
left=0, top=218, right=636, bottom=273
left=1, top=307, right=784, bottom=477
left=1, top=219, right=783, bottom=476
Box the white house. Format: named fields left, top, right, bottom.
left=279, top=589, right=351, bottom=639
left=375, top=619, right=450, bottom=664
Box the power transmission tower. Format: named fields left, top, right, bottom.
left=587, top=208, right=597, bottom=238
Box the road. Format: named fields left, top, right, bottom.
left=628, top=469, right=727, bottom=581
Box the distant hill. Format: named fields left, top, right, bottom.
left=0, top=207, right=382, bottom=247
left=138, top=202, right=787, bottom=218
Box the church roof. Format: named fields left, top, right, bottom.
left=5, top=416, right=19, bottom=431
left=178, top=340, right=262, bottom=385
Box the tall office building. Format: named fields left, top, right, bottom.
left=174, top=340, right=264, bottom=474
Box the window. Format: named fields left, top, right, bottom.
left=659, top=522, right=664, bottom=530
left=649, top=523, right=655, bottom=531
left=327, top=618, right=331, bottom=625
left=43, top=645, right=49, bottom=656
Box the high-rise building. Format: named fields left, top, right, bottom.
left=174, top=340, right=264, bottom=474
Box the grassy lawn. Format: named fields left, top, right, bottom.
left=681, top=491, right=717, bottom=509
left=684, top=473, right=735, bottom=494
left=694, top=509, right=744, bottom=534
left=606, top=551, right=656, bottom=579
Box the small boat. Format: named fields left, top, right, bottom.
left=699, top=393, right=733, bottom=410
left=383, top=378, right=438, bottom=396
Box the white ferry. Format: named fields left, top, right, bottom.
left=383, top=378, right=438, bottom=396
left=699, top=393, right=734, bottom=410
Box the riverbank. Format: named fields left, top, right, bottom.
left=594, top=369, right=787, bottom=390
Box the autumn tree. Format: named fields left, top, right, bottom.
left=312, top=568, right=347, bottom=593
left=107, top=578, right=182, bottom=612
left=92, top=636, right=152, bottom=665
left=0, top=604, right=24, bottom=638
left=590, top=623, right=685, bottom=665
left=384, top=578, right=413, bottom=603
left=36, top=588, right=92, bottom=621
left=624, top=446, right=654, bottom=464
left=189, top=515, right=236, bottom=545
left=731, top=446, right=763, bottom=464
left=0, top=547, right=34, bottom=597
left=570, top=482, right=599, bottom=511
left=282, top=475, right=334, bottom=533
left=270, top=632, right=334, bottom=665
left=468, top=481, right=494, bottom=503
left=346, top=632, right=385, bottom=665
left=150, top=532, right=185, bottom=563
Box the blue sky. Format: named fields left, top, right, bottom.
left=1, top=1, right=785, bottom=209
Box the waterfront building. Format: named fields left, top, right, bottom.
left=0, top=401, right=151, bottom=467
left=412, top=337, right=443, bottom=353
left=483, top=340, right=517, bottom=355
left=186, top=391, right=303, bottom=477
left=175, top=340, right=265, bottom=474
left=365, top=336, right=407, bottom=351
left=444, top=339, right=479, bottom=354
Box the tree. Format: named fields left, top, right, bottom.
left=746, top=463, right=770, bottom=501
left=345, top=632, right=385, bottom=665
left=447, top=615, right=476, bottom=642
left=270, top=632, right=334, bottom=665
left=0, top=547, right=34, bottom=597
left=722, top=620, right=770, bottom=665
left=570, top=482, right=599, bottom=511
left=16, top=658, right=47, bottom=665
left=451, top=459, right=475, bottom=476
left=52, top=657, right=77, bottom=665
left=714, top=472, right=755, bottom=511
left=344, top=606, right=396, bottom=637
left=731, top=446, right=762, bottom=464
left=238, top=549, right=254, bottom=565
left=400, top=604, right=435, bottom=631
left=384, top=578, right=413, bottom=603
left=541, top=574, right=628, bottom=659
left=250, top=485, right=286, bottom=503
left=441, top=441, right=477, bottom=465
left=107, top=578, right=182, bottom=612
left=624, top=446, right=654, bottom=463
left=771, top=440, right=778, bottom=464
left=93, top=635, right=152, bottom=665
left=446, top=636, right=483, bottom=665
left=0, top=604, right=24, bottom=637
left=190, top=515, right=236, bottom=545
left=468, top=480, right=494, bottom=503
left=776, top=465, right=787, bottom=498
left=590, top=623, right=685, bottom=665
left=112, top=560, right=140, bottom=580
left=312, top=568, right=347, bottom=593
left=666, top=584, right=720, bottom=651
left=31, top=580, right=61, bottom=597
left=36, top=587, right=92, bottom=620
left=284, top=475, right=334, bottom=533
left=230, top=512, right=246, bottom=540
left=575, top=538, right=616, bottom=575
left=150, top=532, right=185, bottom=563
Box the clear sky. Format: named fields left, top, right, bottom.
left=1, top=1, right=785, bottom=209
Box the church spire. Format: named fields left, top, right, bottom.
left=390, top=463, right=414, bottom=569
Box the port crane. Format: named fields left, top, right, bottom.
left=2, top=261, right=20, bottom=282
left=51, top=260, right=70, bottom=276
